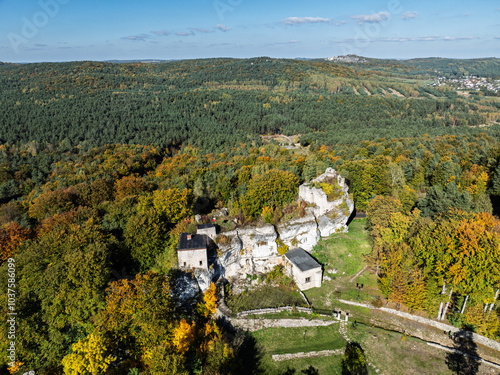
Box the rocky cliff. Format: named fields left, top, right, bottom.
left=217, top=168, right=354, bottom=280
left=299, top=167, right=354, bottom=236
left=218, top=224, right=281, bottom=279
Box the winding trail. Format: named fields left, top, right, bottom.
left=349, top=265, right=368, bottom=283
left=337, top=299, right=500, bottom=354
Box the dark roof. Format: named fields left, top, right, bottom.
left=178, top=233, right=207, bottom=251
left=197, top=223, right=215, bottom=230
left=285, top=248, right=321, bottom=272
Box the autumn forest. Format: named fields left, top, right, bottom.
left=0, top=57, right=500, bottom=374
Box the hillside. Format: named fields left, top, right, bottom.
left=329, top=56, right=500, bottom=79
left=0, top=56, right=499, bottom=374
left=1, top=58, right=499, bottom=152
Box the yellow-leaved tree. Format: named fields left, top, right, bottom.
left=136, top=188, right=192, bottom=223
left=61, top=332, right=115, bottom=375
left=171, top=319, right=196, bottom=355
left=198, top=283, right=218, bottom=319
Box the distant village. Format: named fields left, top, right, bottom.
left=431, top=76, right=500, bottom=92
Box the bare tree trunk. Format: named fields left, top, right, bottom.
left=441, top=288, right=453, bottom=320
left=461, top=294, right=469, bottom=314
left=441, top=280, right=447, bottom=295
left=437, top=302, right=444, bottom=320
left=488, top=289, right=499, bottom=313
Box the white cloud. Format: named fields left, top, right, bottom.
left=335, top=20, right=347, bottom=26
left=190, top=27, right=212, bottom=33
left=493, top=36, right=500, bottom=39
left=352, top=11, right=390, bottom=24
left=151, top=30, right=170, bottom=36
left=443, top=36, right=475, bottom=41
left=121, top=34, right=149, bottom=41
left=176, top=31, right=195, bottom=36
left=283, top=17, right=331, bottom=25
left=379, top=35, right=441, bottom=42
left=378, top=35, right=476, bottom=42
left=401, top=11, right=419, bottom=20
left=215, top=24, right=232, bottom=32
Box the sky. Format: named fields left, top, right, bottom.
left=0, top=0, right=499, bottom=62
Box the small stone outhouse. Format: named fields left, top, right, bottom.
left=284, top=248, right=323, bottom=290
left=177, top=233, right=208, bottom=270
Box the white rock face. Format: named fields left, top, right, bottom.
left=299, top=168, right=354, bottom=237
left=194, top=266, right=219, bottom=292
left=219, top=224, right=280, bottom=279
left=277, top=213, right=320, bottom=252
left=218, top=235, right=243, bottom=279
left=215, top=168, right=354, bottom=281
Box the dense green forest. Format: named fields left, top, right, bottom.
left=0, top=58, right=499, bottom=374
left=1, top=58, right=499, bottom=152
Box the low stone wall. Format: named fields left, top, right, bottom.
left=378, top=307, right=500, bottom=353
left=236, top=306, right=312, bottom=317
left=230, top=317, right=340, bottom=331
left=272, top=349, right=343, bottom=362
left=338, top=299, right=500, bottom=356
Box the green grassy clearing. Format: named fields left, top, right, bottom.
left=254, top=322, right=495, bottom=375
left=346, top=322, right=496, bottom=375
left=226, top=285, right=306, bottom=313
left=258, top=354, right=345, bottom=375
left=312, top=218, right=372, bottom=277
left=306, top=219, right=382, bottom=310
left=252, top=325, right=350, bottom=374
left=252, top=325, right=346, bottom=355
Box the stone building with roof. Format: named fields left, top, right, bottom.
left=284, top=248, right=323, bottom=290
left=177, top=233, right=208, bottom=270
left=197, top=223, right=217, bottom=240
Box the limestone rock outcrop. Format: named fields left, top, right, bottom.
left=277, top=212, right=320, bottom=252
left=214, top=168, right=353, bottom=281
left=299, top=168, right=354, bottom=237
left=218, top=224, right=280, bottom=279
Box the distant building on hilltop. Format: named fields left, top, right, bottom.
left=284, top=248, right=323, bottom=290
left=177, top=233, right=208, bottom=270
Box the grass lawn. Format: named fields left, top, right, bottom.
left=226, top=285, right=307, bottom=313
left=306, top=218, right=382, bottom=310
left=252, top=325, right=346, bottom=355
left=252, top=325, right=350, bottom=374
left=259, top=353, right=345, bottom=375
left=253, top=321, right=496, bottom=375
left=347, top=322, right=497, bottom=375
left=312, top=218, right=372, bottom=278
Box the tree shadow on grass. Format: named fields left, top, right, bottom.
left=445, top=329, right=480, bottom=375
left=276, top=365, right=319, bottom=375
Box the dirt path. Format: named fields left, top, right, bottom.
left=272, top=349, right=343, bottom=362
left=337, top=299, right=500, bottom=355
left=349, top=265, right=367, bottom=282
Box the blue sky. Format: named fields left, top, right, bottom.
left=0, top=0, right=498, bottom=62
